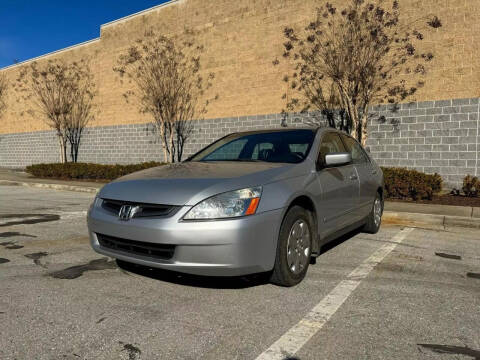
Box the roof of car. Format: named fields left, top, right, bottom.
left=230, top=127, right=347, bottom=136
left=230, top=127, right=318, bottom=135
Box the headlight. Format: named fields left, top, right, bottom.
left=183, top=186, right=262, bottom=220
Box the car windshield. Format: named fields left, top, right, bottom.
left=188, top=129, right=316, bottom=164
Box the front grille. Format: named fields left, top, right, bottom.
left=97, top=233, right=175, bottom=260
left=101, top=198, right=179, bottom=218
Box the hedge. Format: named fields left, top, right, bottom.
left=462, top=175, right=479, bottom=197
left=25, top=162, right=164, bottom=181
left=26, top=163, right=443, bottom=200
left=381, top=167, right=442, bottom=200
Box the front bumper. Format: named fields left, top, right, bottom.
left=87, top=204, right=283, bottom=276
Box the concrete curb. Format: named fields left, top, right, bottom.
left=0, top=180, right=99, bottom=194
left=383, top=211, right=480, bottom=230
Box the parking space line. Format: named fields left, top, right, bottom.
left=256, top=227, right=415, bottom=360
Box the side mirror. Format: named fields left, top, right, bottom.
left=325, top=152, right=352, bottom=167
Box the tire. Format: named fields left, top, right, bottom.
left=270, top=206, right=313, bottom=287
left=362, top=192, right=383, bottom=234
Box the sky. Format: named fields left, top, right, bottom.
left=0, top=0, right=170, bottom=68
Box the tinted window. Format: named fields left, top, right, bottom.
left=203, top=139, right=248, bottom=161
left=189, top=130, right=316, bottom=164
left=317, top=132, right=346, bottom=167
left=341, top=135, right=369, bottom=164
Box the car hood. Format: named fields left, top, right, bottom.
left=98, top=161, right=308, bottom=206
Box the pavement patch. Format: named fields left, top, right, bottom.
left=0, top=214, right=60, bottom=227
left=435, top=252, right=462, bottom=260
left=256, top=227, right=415, bottom=360
left=120, top=342, right=142, bottom=360
left=5, top=244, right=23, bottom=249
left=0, top=232, right=37, bottom=238
left=0, top=241, right=24, bottom=250
left=466, top=272, right=480, bottom=280
left=418, top=344, right=480, bottom=358
left=24, top=252, right=48, bottom=267
left=49, top=258, right=117, bottom=279
left=0, top=258, right=10, bottom=264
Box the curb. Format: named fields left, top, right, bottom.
left=383, top=211, right=480, bottom=230
left=1, top=179, right=479, bottom=230
left=0, top=180, right=99, bottom=194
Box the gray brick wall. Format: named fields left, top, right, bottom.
left=0, top=98, right=478, bottom=188
left=366, top=97, right=479, bottom=188
left=0, top=113, right=311, bottom=167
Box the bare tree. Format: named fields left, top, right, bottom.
left=65, top=77, right=96, bottom=162
left=276, top=0, right=442, bottom=145
left=14, top=59, right=96, bottom=163
left=114, top=29, right=217, bottom=163
left=0, top=73, right=7, bottom=119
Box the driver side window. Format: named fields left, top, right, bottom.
left=317, top=132, right=346, bottom=168
left=341, top=135, right=369, bottom=164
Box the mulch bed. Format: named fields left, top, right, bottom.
left=388, top=195, right=480, bottom=207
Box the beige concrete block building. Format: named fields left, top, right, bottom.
left=0, top=0, right=479, bottom=186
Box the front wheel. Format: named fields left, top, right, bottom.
left=362, top=192, right=383, bottom=234
left=270, top=206, right=313, bottom=287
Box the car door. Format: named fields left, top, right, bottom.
left=314, top=132, right=360, bottom=239
left=340, top=134, right=377, bottom=220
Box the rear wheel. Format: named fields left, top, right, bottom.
left=270, top=206, right=312, bottom=287
left=362, top=192, right=383, bottom=234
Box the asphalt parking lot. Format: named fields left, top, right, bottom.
left=0, top=185, right=479, bottom=360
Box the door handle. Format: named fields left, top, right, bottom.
left=350, top=174, right=358, bottom=180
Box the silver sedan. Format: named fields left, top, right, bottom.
left=87, top=128, right=384, bottom=286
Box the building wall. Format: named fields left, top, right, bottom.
left=0, top=0, right=479, bottom=188
left=367, top=97, right=479, bottom=187
left=1, top=97, right=478, bottom=187
left=1, top=0, right=479, bottom=134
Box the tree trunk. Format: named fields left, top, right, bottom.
left=169, top=128, right=175, bottom=163
left=177, top=137, right=184, bottom=162
left=345, top=97, right=359, bottom=141
left=58, top=136, right=65, bottom=163
left=62, top=138, right=68, bottom=164
left=338, top=87, right=360, bottom=140
left=156, top=122, right=169, bottom=163
left=70, top=141, right=75, bottom=162
left=360, top=112, right=369, bottom=147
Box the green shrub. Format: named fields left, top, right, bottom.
left=381, top=167, right=442, bottom=200
left=25, top=162, right=165, bottom=181
left=462, top=175, right=479, bottom=197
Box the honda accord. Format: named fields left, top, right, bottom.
left=87, top=128, right=384, bottom=286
